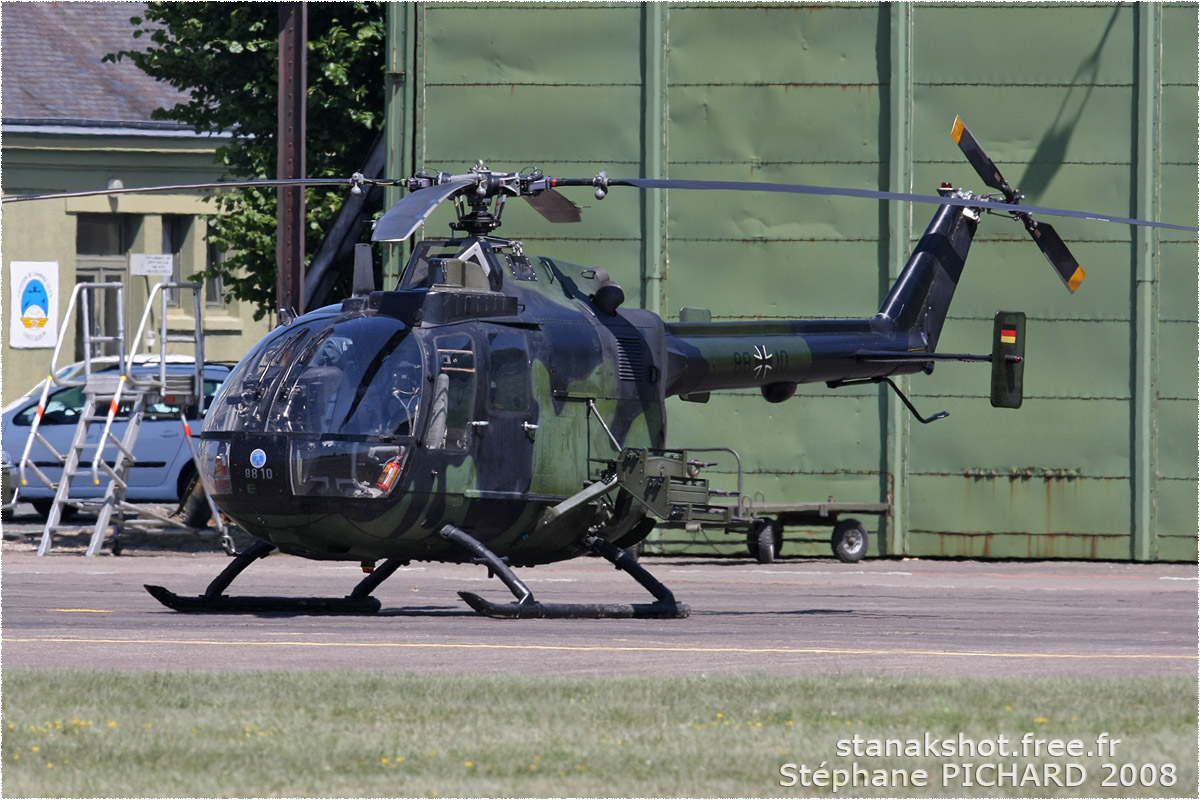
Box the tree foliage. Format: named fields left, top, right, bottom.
left=107, top=2, right=385, bottom=319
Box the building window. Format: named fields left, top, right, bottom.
left=162, top=215, right=190, bottom=306
left=75, top=214, right=134, bottom=359
left=76, top=214, right=129, bottom=255
left=205, top=241, right=226, bottom=310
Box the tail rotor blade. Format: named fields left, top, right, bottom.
left=1024, top=218, right=1085, bottom=292
left=951, top=116, right=1019, bottom=203
left=953, top=116, right=1086, bottom=292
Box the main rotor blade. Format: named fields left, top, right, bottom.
left=1, top=178, right=355, bottom=204
left=951, top=116, right=1018, bottom=202
left=523, top=188, right=582, bottom=223
left=607, top=177, right=1197, bottom=232
left=1025, top=219, right=1085, bottom=292
left=371, top=180, right=473, bottom=242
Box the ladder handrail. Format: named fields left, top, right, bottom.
left=51, top=282, right=128, bottom=387
left=126, top=281, right=205, bottom=414
left=86, top=281, right=208, bottom=521
left=90, top=373, right=130, bottom=486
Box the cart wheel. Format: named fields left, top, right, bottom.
left=831, top=519, right=868, bottom=563
left=748, top=518, right=782, bottom=564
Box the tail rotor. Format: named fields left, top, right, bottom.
left=951, top=116, right=1085, bottom=293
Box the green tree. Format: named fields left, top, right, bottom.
left=107, top=2, right=385, bottom=319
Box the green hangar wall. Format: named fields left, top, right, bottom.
left=383, top=3, right=1198, bottom=561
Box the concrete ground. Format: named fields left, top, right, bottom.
left=3, top=510, right=1195, bottom=677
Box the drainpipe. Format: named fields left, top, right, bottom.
left=641, top=3, right=668, bottom=316
left=382, top=3, right=419, bottom=286
left=887, top=3, right=914, bottom=556
left=1132, top=3, right=1161, bottom=561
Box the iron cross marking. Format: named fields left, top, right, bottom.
left=752, top=344, right=774, bottom=379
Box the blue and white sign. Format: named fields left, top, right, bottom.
left=249, top=448, right=267, bottom=469
left=10, top=261, right=59, bottom=349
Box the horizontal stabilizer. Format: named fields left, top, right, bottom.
left=855, top=351, right=991, bottom=365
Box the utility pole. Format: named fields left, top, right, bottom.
left=277, top=2, right=307, bottom=315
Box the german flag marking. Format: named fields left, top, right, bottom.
left=1000, top=329, right=1017, bottom=344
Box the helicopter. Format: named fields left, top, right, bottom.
left=7, top=118, right=1193, bottom=618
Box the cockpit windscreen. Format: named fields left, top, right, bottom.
left=204, top=315, right=423, bottom=440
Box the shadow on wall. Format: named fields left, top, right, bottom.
left=1015, top=5, right=1122, bottom=199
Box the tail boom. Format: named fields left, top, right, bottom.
left=664, top=200, right=980, bottom=400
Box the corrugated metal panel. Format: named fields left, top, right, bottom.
left=662, top=3, right=892, bottom=562
left=904, top=3, right=1196, bottom=559
left=1158, top=3, right=1200, bottom=531
left=390, top=2, right=1197, bottom=561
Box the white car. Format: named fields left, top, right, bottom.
left=1, top=450, right=13, bottom=521
left=3, top=359, right=230, bottom=518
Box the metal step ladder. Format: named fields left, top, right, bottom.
left=19, top=280, right=227, bottom=555
left=36, top=372, right=151, bottom=556
left=17, top=281, right=127, bottom=544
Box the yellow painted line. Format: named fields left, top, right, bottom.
left=48, top=609, right=113, bottom=614
left=3, top=637, right=1193, bottom=661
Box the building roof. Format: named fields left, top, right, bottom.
left=1, top=2, right=189, bottom=128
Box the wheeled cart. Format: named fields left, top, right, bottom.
left=644, top=447, right=891, bottom=564
left=737, top=500, right=892, bottom=564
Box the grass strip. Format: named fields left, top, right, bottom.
left=2, top=669, right=1195, bottom=797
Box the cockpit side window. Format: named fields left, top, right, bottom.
left=488, top=331, right=531, bottom=413
left=339, top=331, right=422, bottom=438
left=426, top=333, right=476, bottom=450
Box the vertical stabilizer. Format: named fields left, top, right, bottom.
left=876, top=195, right=979, bottom=351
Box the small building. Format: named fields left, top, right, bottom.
left=1, top=2, right=270, bottom=406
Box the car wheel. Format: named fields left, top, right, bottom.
left=32, top=500, right=77, bottom=521
left=174, top=469, right=212, bottom=529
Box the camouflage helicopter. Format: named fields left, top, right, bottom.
left=8, top=119, right=1192, bottom=618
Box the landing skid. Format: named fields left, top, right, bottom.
left=143, top=529, right=689, bottom=619
left=440, top=525, right=689, bottom=619
left=144, top=540, right=405, bottom=615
